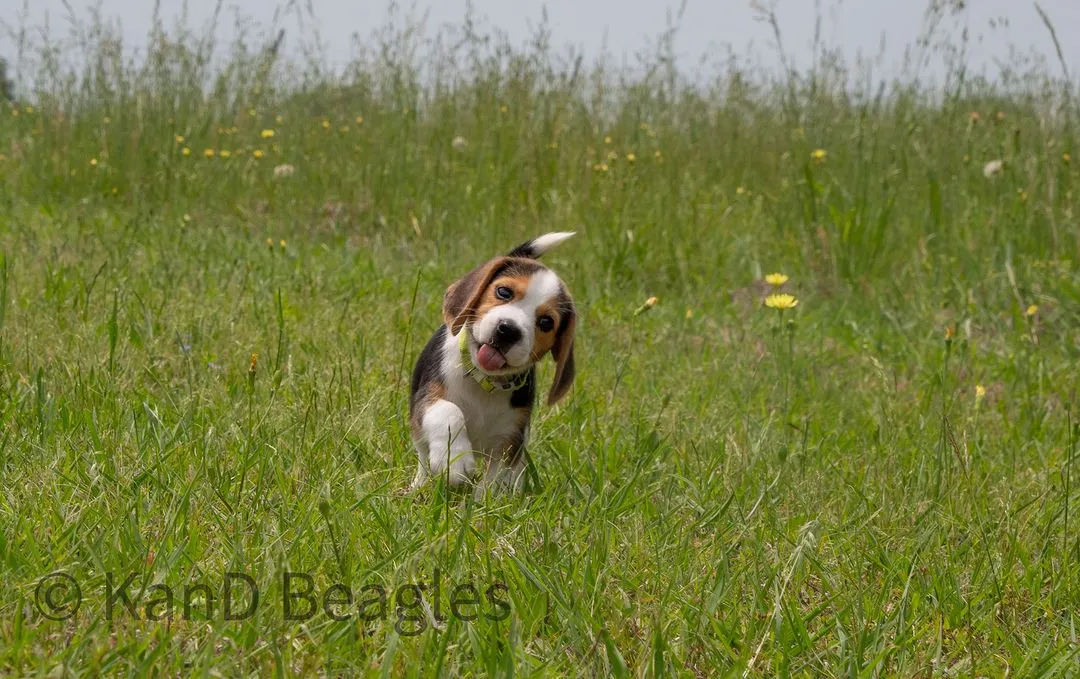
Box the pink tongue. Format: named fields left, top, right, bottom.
left=476, top=344, right=507, bottom=371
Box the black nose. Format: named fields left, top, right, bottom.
left=493, top=320, right=522, bottom=347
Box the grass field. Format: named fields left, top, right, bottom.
left=2, top=2, right=1080, bottom=675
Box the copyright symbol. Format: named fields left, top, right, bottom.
left=34, top=572, right=81, bottom=621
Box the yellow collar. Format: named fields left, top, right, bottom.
left=458, top=329, right=529, bottom=393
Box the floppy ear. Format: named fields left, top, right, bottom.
left=443, top=257, right=509, bottom=334
left=547, top=301, right=576, bottom=405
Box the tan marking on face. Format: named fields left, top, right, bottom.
left=529, top=299, right=562, bottom=361
left=469, top=273, right=532, bottom=324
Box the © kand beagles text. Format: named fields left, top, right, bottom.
left=37, top=570, right=510, bottom=635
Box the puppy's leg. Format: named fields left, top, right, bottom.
left=477, top=440, right=527, bottom=498
left=409, top=439, right=430, bottom=490
left=423, top=400, right=476, bottom=487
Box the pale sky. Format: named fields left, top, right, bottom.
left=3, top=1, right=1079, bottom=85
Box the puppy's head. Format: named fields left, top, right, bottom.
left=443, top=232, right=577, bottom=404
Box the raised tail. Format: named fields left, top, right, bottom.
left=507, top=232, right=576, bottom=259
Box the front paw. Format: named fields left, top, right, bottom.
left=447, top=450, right=476, bottom=487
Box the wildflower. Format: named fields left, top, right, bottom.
left=608, top=150, right=618, bottom=161
left=279, top=239, right=286, bottom=248
left=182, top=213, right=191, bottom=223
left=975, top=384, right=986, bottom=404
left=266, top=238, right=274, bottom=248
left=219, top=149, right=231, bottom=158
left=811, top=149, right=827, bottom=163
left=764, top=293, right=798, bottom=310
left=765, top=273, right=789, bottom=287
left=995, top=111, right=1006, bottom=123
left=248, top=108, right=257, bottom=117
left=685, top=308, right=693, bottom=319
left=253, top=149, right=265, bottom=159
left=203, top=148, right=216, bottom=158
left=273, top=163, right=296, bottom=178
left=736, top=186, right=747, bottom=195
left=549, top=142, right=558, bottom=150
left=355, top=115, right=364, bottom=125
left=321, top=120, right=331, bottom=129
left=604, top=136, right=612, bottom=145
left=24, top=106, right=34, bottom=114
left=983, top=159, right=1004, bottom=178
left=276, top=115, right=284, bottom=124
left=175, top=135, right=185, bottom=144
left=451, top=136, right=468, bottom=151
left=1018, top=189, right=1028, bottom=203
left=969, top=111, right=980, bottom=123
left=89, top=158, right=98, bottom=167
left=1065, top=152, right=1072, bottom=166
left=500, top=105, right=508, bottom=113
left=945, top=326, right=956, bottom=342
left=261, top=129, right=275, bottom=139
left=248, top=353, right=258, bottom=385
left=626, top=152, right=636, bottom=162
left=654, top=150, right=662, bottom=160
left=1026, top=304, right=1038, bottom=317
left=634, top=296, right=659, bottom=316
left=182, top=147, right=191, bottom=156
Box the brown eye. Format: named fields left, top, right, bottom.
left=537, top=315, right=555, bottom=332
left=495, top=286, right=513, bottom=301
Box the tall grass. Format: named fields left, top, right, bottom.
left=1, top=1, right=1079, bottom=675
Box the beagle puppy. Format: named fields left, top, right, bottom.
left=409, top=232, right=577, bottom=494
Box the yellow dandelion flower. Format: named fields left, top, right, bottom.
left=764, top=293, right=798, bottom=310
left=183, top=213, right=192, bottom=223
left=219, top=149, right=232, bottom=158
left=736, top=186, right=747, bottom=195
left=1018, top=189, right=1028, bottom=203
left=549, top=142, right=558, bottom=150
left=111, top=187, right=118, bottom=194
left=261, top=129, right=275, bottom=139
left=995, top=111, right=1006, bottom=122
left=685, top=308, right=693, bottom=319
left=604, top=135, right=612, bottom=145
left=1065, top=152, right=1072, bottom=166
left=355, top=115, right=364, bottom=125
left=500, top=105, right=508, bottom=113
left=608, top=150, right=618, bottom=161
left=24, top=105, right=34, bottom=114
left=339, top=125, right=349, bottom=133
left=182, top=147, right=191, bottom=156
left=279, top=239, right=286, bottom=248
left=10, top=109, right=18, bottom=118
left=811, top=149, right=827, bottom=162
left=321, top=120, right=331, bottom=129
left=654, top=149, right=662, bottom=159
left=248, top=108, right=257, bottom=117
left=1026, top=304, right=1038, bottom=316
left=275, top=114, right=284, bottom=124
left=969, top=111, right=981, bottom=123
left=634, top=296, right=659, bottom=316
left=89, top=158, right=98, bottom=167
left=266, top=238, right=274, bottom=248
left=253, top=149, right=265, bottom=159
left=975, top=384, right=986, bottom=404
left=765, top=273, right=789, bottom=287
left=203, top=148, right=215, bottom=158
left=598, top=163, right=609, bottom=172
left=945, top=326, right=956, bottom=341
left=626, top=152, right=636, bottom=162
left=175, top=135, right=185, bottom=144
